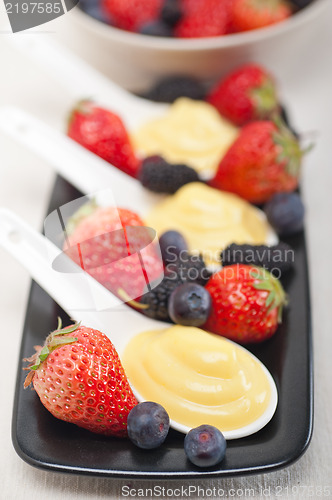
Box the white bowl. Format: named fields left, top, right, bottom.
left=65, top=0, right=329, bottom=91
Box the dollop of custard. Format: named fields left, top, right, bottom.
left=132, top=98, right=239, bottom=177
left=145, top=183, right=270, bottom=266
left=123, top=326, right=272, bottom=432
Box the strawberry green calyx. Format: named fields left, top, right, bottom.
left=118, top=288, right=149, bottom=310
left=252, top=267, right=288, bottom=322
left=67, top=98, right=93, bottom=128
left=66, top=199, right=98, bottom=236
left=250, top=78, right=278, bottom=118
left=273, top=117, right=306, bottom=178
left=23, top=318, right=80, bottom=388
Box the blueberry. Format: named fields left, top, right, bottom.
left=127, top=402, right=170, bottom=449
left=140, top=21, right=173, bottom=37
left=168, top=282, right=212, bottom=327
left=79, top=0, right=111, bottom=24
left=159, top=230, right=188, bottom=264
left=161, top=0, right=183, bottom=27
left=264, top=192, right=305, bottom=236
left=184, top=425, right=227, bottom=467
left=140, top=275, right=183, bottom=322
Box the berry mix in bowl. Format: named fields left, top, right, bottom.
left=80, top=0, right=315, bottom=38
left=68, top=0, right=328, bottom=90
left=21, top=63, right=310, bottom=467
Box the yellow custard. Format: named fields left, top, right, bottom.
left=132, top=98, right=239, bottom=177
left=123, top=326, right=272, bottom=432
left=145, top=183, right=270, bottom=266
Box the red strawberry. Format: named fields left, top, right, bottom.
left=175, top=0, right=232, bottom=38
left=64, top=203, right=163, bottom=302
left=211, top=120, right=304, bottom=204
left=231, top=0, right=292, bottom=32
left=204, top=264, right=287, bottom=343
left=24, top=320, right=138, bottom=436
left=102, top=0, right=162, bottom=32
left=207, top=64, right=279, bottom=126
left=67, top=100, right=140, bottom=178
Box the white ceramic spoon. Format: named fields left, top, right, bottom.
left=0, top=106, right=161, bottom=215
left=4, top=34, right=223, bottom=180
left=0, top=207, right=278, bottom=439
left=0, top=106, right=278, bottom=247
left=6, top=34, right=168, bottom=130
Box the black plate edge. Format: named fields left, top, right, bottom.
left=10, top=175, right=314, bottom=479
left=11, top=258, right=314, bottom=479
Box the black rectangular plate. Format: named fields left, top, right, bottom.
left=12, top=176, right=313, bottom=478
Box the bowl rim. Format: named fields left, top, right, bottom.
left=71, top=0, right=329, bottom=51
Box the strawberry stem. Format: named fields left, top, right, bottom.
left=23, top=319, right=81, bottom=387
left=272, top=117, right=308, bottom=179
left=252, top=267, right=288, bottom=323
left=117, top=288, right=149, bottom=310
left=67, top=98, right=93, bottom=129
left=66, top=199, right=98, bottom=236
left=250, top=77, right=278, bottom=118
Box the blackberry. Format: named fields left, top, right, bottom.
left=290, top=0, right=313, bottom=8
left=144, top=76, right=206, bottom=103
left=221, top=242, right=294, bottom=276
left=140, top=275, right=183, bottom=322
left=139, top=156, right=199, bottom=194
left=166, top=252, right=212, bottom=286
left=140, top=252, right=211, bottom=321
left=161, top=0, right=183, bottom=27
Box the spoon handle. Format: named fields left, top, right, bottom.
left=0, top=208, right=165, bottom=346
left=5, top=34, right=145, bottom=119
left=0, top=208, right=122, bottom=329
left=0, top=106, right=158, bottom=213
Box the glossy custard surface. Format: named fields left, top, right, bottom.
left=132, top=98, right=239, bottom=177
left=145, top=183, right=270, bottom=266
left=123, top=326, right=272, bottom=432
